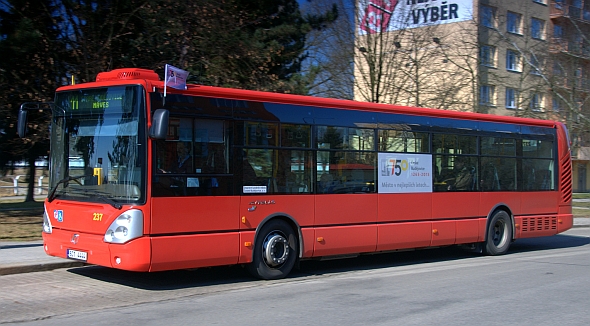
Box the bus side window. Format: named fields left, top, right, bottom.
left=194, top=119, right=228, bottom=174
left=318, top=173, right=335, bottom=193
left=480, top=161, right=500, bottom=191
left=242, top=149, right=273, bottom=192
left=174, top=142, right=193, bottom=173
left=435, top=155, right=476, bottom=191
left=535, top=169, right=552, bottom=190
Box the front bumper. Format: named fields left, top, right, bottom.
left=43, top=228, right=151, bottom=271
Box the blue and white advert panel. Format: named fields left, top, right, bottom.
left=378, top=153, right=433, bottom=193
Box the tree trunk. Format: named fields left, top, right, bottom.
left=25, top=154, right=36, bottom=202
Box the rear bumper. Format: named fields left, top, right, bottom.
left=558, top=213, right=574, bottom=233
left=43, top=228, right=151, bottom=271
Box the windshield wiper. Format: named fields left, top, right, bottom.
left=47, top=175, right=93, bottom=202
left=51, top=184, right=123, bottom=210
left=95, top=194, right=123, bottom=210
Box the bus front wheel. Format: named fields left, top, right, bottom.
left=484, top=210, right=513, bottom=255
left=248, top=220, right=298, bottom=280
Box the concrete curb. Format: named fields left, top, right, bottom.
left=0, top=261, right=87, bottom=276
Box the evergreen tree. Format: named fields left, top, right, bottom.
left=0, top=0, right=63, bottom=201
left=0, top=0, right=337, bottom=200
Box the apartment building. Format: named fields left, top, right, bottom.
left=549, top=0, right=590, bottom=192
left=355, top=0, right=590, bottom=192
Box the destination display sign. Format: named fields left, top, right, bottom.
left=56, top=86, right=136, bottom=114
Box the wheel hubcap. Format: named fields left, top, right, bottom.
left=263, top=232, right=289, bottom=267
left=492, top=220, right=507, bottom=247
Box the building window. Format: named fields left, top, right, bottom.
left=530, top=54, right=542, bottom=75
left=530, top=92, right=544, bottom=111
left=552, top=98, right=562, bottom=112
left=505, top=88, right=519, bottom=109
left=506, top=50, right=521, bottom=72
left=480, top=85, right=496, bottom=106
left=553, top=24, right=563, bottom=38
left=507, top=12, right=522, bottom=34
left=481, top=5, right=496, bottom=28
left=531, top=18, right=545, bottom=40
left=555, top=0, right=564, bottom=9
left=574, top=67, right=584, bottom=87
left=569, top=32, right=583, bottom=53
left=480, top=45, right=496, bottom=67
left=553, top=61, right=564, bottom=76
left=571, top=0, right=582, bottom=18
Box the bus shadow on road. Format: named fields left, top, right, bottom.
left=66, top=234, right=589, bottom=290
left=508, top=234, right=590, bottom=254
left=67, top=264, right=256, bottom=291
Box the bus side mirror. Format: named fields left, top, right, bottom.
left=150, top=109, right=169, bottom=140
left=17, top=102, right=53, bottom=138
left=17, top=109, right=28, bottom=138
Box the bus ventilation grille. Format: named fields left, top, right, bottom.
left=96, top=68, right=160, bottom=82
left=521, top=216, right=557, bottom=232
left=117, top=71, right=141, bottom=79
left=560, top=155, right=572, bottom=203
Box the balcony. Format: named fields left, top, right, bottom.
left=549, top=37, right=590, bottom=59
left=552, top=75, right=590, bottom=92
left=550, top=3, right=590, bottom=23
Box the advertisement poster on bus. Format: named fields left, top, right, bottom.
left=358, top=0, right=474, bottom=34
left=378, top=153, right=432, bottom=193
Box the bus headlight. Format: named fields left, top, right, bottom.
left=42, top=206, right=52, bottom=234
left=104, top=209, right=143, bottom=244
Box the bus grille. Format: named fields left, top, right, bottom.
left=560, top=154, right=572, bottom=203
left=521, top=216, right=557, bottom=232
left=117, top=71, right=142, bottom=79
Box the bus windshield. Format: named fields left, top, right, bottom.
left=48, top=86, right=146, bottom=205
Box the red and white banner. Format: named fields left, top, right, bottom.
left=359, top=0, right=398, bottom=34
left=358, top=0, right=474, bottom=34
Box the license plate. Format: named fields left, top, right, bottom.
left=66, top=249, right=88, bottom=261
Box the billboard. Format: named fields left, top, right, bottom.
left=358, top=0, right=474, bottom=34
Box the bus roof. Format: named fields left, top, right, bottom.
left=183, top=84, right=558, bottom=128
left=58, top=68, right=557, bottom=129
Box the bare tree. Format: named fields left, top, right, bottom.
left=478, top=1, right=590, bottom=154
left=300, top=0, right=355, bottom=99
left=302, top=0, right=479, bottom=111
left=302, top=0, right=589, bottom=160
left=546, top=3, right=590, bottom=152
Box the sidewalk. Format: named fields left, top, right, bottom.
left=0, top=241, right=86, bottom=276
left=1, top=218, right=589, bottom=277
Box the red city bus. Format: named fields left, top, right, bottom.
left=18, top=68, right=573, bottom=279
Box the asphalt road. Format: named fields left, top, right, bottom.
left=2, top=228, right=590, bottom=325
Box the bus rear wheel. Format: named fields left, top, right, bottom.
left=248, top=220, right=298, bottom=280
left=484, top=210, right=512, bottom=255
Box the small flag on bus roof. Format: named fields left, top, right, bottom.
left=164, top=64, right=189, bottom=97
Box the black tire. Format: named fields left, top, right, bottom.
left=484, top=210, right=513, bottom=255
left=248, top=219, right=298, bottom=280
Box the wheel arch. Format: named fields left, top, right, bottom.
left=253, top=213, right=303, bottom=260
left=485, top=203, right=515, bottom=242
